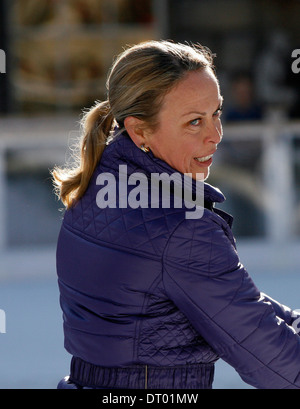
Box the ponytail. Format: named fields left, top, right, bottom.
left=52, top=100, right=114, bottom=208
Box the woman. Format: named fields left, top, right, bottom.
left=53, top=40, right=300, bottom=389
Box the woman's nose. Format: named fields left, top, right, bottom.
left=204, top=121, right=223, bottom=145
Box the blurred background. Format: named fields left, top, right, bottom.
left=0, top=0, right=299, bottom=389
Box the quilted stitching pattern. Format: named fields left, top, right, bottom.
left=138, top=298, right=217, bottom=365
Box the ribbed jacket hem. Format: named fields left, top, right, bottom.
left=69, top=356, right=215, bottom=389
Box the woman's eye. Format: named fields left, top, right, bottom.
left=214, top=107, right=223, bottom=117
left=190, top=118, right=201, bottom=126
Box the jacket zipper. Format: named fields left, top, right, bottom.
left=145, top=365, right=148, bottom=389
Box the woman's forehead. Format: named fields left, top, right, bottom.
left=161, top=69, right=221, bottom=115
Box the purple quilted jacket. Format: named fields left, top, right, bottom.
left=57, top=133, right=300, bottom=389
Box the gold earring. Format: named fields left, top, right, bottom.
left=140, top=144, right=150, bottom=153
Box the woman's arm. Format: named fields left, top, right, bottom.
left=162, top=215, right=300, bottom=389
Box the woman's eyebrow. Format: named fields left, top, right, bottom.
left=181, top=96, right=224, bottom=118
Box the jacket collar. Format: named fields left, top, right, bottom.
left=104, top=132, right=226, bottom=206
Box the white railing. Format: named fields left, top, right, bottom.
left=221, top=119, right=300, bottom=242
left=0, top=115, right=79, bottom=250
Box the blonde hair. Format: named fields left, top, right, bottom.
left=52, top=40, right=215, bottom=208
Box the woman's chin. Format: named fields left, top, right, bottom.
left=194, top=168, right=209, bottom=181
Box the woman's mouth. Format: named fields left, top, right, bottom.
left=194, top=154, right=213, bottom=166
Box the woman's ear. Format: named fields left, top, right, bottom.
left=124, top=117, right=150, bottom=149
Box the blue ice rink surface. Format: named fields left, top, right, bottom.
left=0, top=241, right=299, bottom=389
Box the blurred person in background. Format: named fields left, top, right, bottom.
left=255, top=31, right=297, bottom=119
left=224, top=72, right=264, bottom=122
left=52, top=40, right=300, bottom=389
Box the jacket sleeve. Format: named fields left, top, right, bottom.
left=162, top=215, right=300, bottom=389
